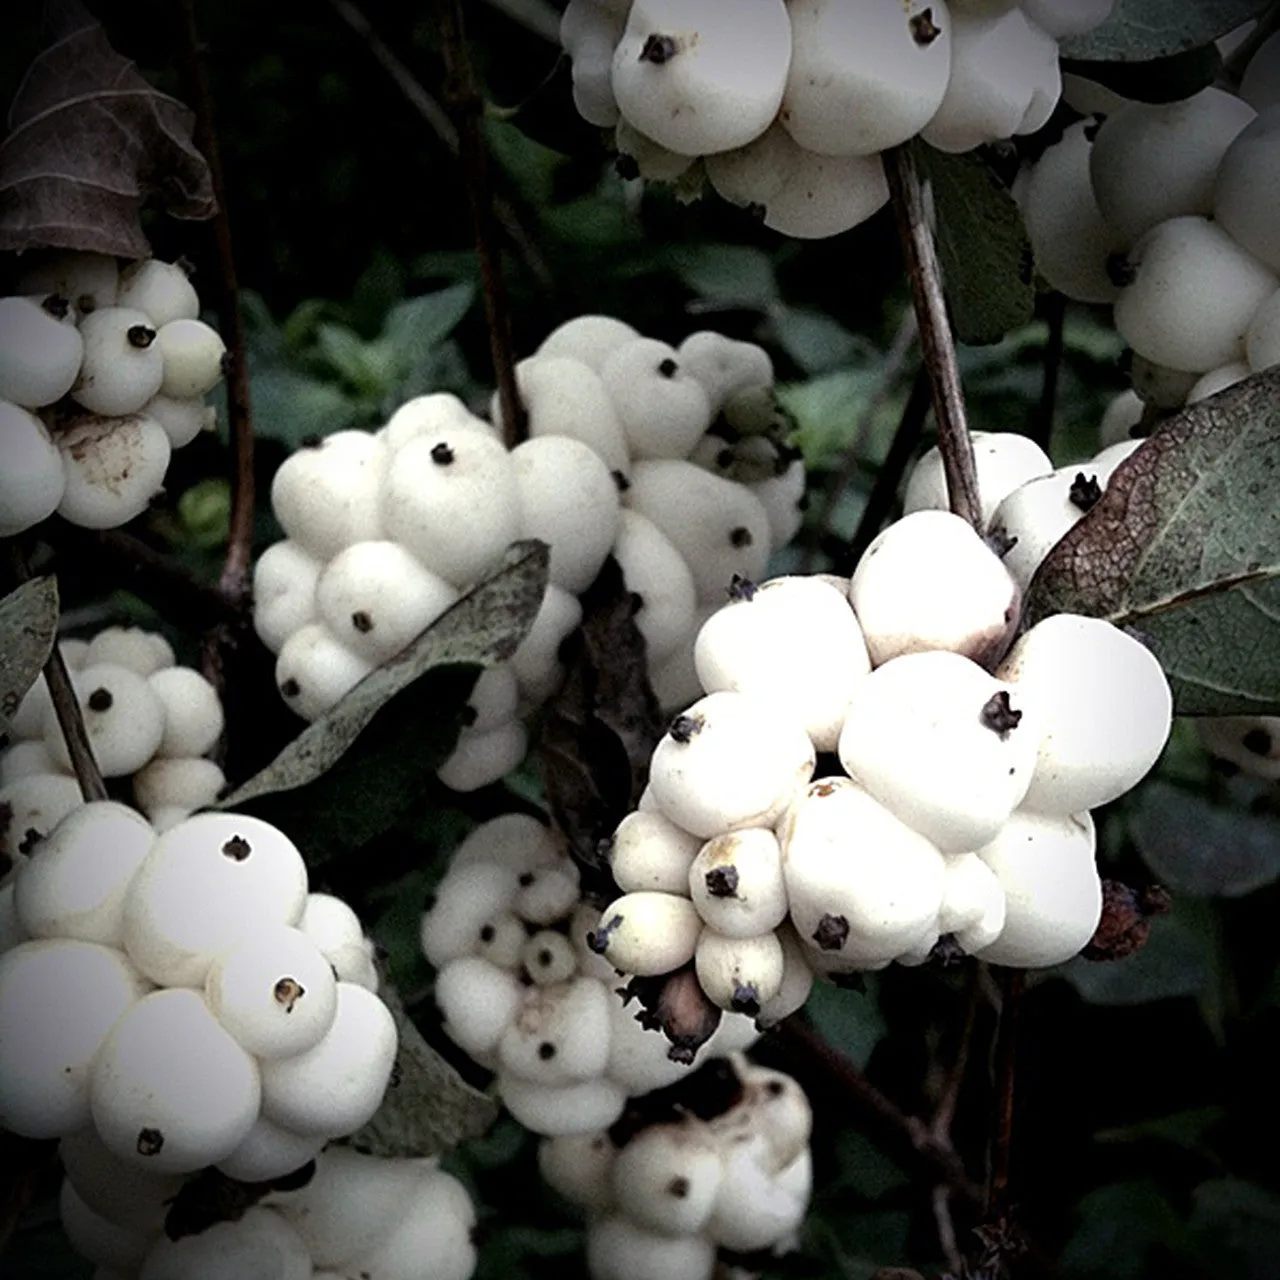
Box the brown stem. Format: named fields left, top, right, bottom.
left=884, top=144, right=982, bottom=532
left=836, top=366, right=932, bottom=575
left=327, top=0, right=552, bottom=297
left=987, top=966, right=1025, bottom=1221
left=6, top=546, right=106, bottom=804
left=774, top=1012, right=985, bottom=1210
left=1031, top=293, right=1066, bottom=452
left=430, top=0, right=527, bottom=448
left=42, top=522, right=240, bottom=631
left=802, top=311, right=918, bottom=572
left=178, top=0, right=255, bottom=607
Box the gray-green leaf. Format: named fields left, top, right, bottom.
left=913, top=142, right=1035, bottom=347
left=1060, top=0, right=1269, bottom=63
left=0, top=577, right=59, bottom=738
left=1023, top=367, right=1280, bottom=716
left=219, top=540, right=548, bottom=812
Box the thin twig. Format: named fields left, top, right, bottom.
left=431, top=0, right=527, bottom=447
left=802, top=311, right=918, bottom=571
left=836, top=366, right=932, bottom=575
left=883, top=145, right=982, bottom=532
left=178, top=0, right=255, bottom=607
left=327, top=0, right=552, bottom=296
left=1031, top=293, right=1066, bottom=452
left=774, top=1012, right=985, bottom=1210
left=987, top=966, right=1025, bottom=1221
left=6, top=546, right=106, bottom=804
left=41, top=522, right=241, bottom=631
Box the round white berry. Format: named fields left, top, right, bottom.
left=935, top=851, right=1007, bottom=956
left=676, top=331, right=773, bottom=415
left=626, top=461, right=773, bottom=602
left=153, top=318, right=226, bottom=399
left=275, top=622, right=375, bottom=721
left=600, top=338, right=713, bottom=460
left=146, top=666, right=224, bottom=758
left=435, top=954, right=523, bottom=1058
left=1114, top=215, right=1278, bottom=373
left=82, top=627, right=175, bottom=676
left=694, top=574, right=871, bottom=752
left=142, top=392, right=209, bottom=449
left=420, top=860, right=520, bottom=968
left=705, top=1137, right=811, bottom=1253
left=59, top=1177, right=153, bottom=1272
left=436, top=717, right=528, bottom=792
left=780, top=777, right=946, bottom=970
left=561, top=0, right=627, bottom=127
left=115, top=260, right=200, bottom=328
left=512, top=434, right=622, bottom=594
left=497, top=975, right=612, bottom=1084
left=260, top=980, right=397, bottom=1137
left=214, top=1113, right=326, bottom=1183
left=0, top=938, right=148, bottom=1139
left=612, top=1120, right=723, bottom=1235
left=495, top=355, right=631, bottom=478
left=0, top=293, right=85, bottom=408
left=748, top=455, right=807, bottom=548
left=850, top=509, right=1020, bottom=668
left=56, top=414, right=172, bottom=530
left=498, top=1070, right=628, bottom=1136
left=780, top=0, right=952, bottom=157
left=694, top=926, right=784, bottom=1014
left=0, top=401, right=65, bottom=536
left=1246, top=286, right=1280, bottom=371
left=521, top=930, right=579, bottom=985
left=535, top=313, right=640, bottom=371
left=987, top=465, right=1103, bottom=592
left=612, top=510, right=698, bottom=665
left=1090, top=88, right=1256, bottom=246
left=14, top=801, right=154, bottom=945
left=270, top=431, right=387, bottom=560
left=59, top=1126, right=184, bottom=1234
left=609, top=809, right=702, bottom=895
left=509, top=582, right=583, bottom=703
left=72, top=307, right=165, bottom=416
left=18, top=251, right=119, bottom=316
left=688, top=827, right=788, bottom=938
left=123, top=811, right=309, bottom=987
left=298, top=891, right=377, bottom=989
left=763, top=146, right=890, bottom=240
left=997, top=613, right=1172, bottom=814
left=137, top=1206, right=311, bottom=1280
left=538, top=1131, right=617, bottom=1214
left=383, top=430, right=521, bottom=588
left=973, top=810, right=1101, bottom=967
left=1021, top=0, right=1115, bottom=38
left=252, top=540, right=324, bottom=656
left=610, top=0, right=792, bottom=157
left=704, top=123, right=797, bottom=211
left=44, top=663, right=166, bottom=779
left=1098, top=389, right=1144, bottom=448
left=90, top=986, right=260, bottom=1172
left=590, top=890, right=703, bottom=975
left=205, top=924, right=339, bottom=1059
left=905, top=430, right=1054, bottom=527
left=649, top=690, right=815, bottom=838
left=755, top=925, right=816, bottom=1026
left=0, top=773, right=83, bottom=865
left=0, top=739, right=62, bottom=786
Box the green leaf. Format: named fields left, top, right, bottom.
left=1062, top=904, right=1213, bottom=1006
left=1061, top=1181, right=1191, bottom=1279
left=248, top=367, right=364, bottom=447
left=1023, top=367, right=1280, bottom=716
left=768, top=304, right=864, bottom=375
left=913, top=142, right=1035, bottom=346
left=669, top=244, right=779, bottom=310
left=1190, top=1178, right=1280, bottom=1280
left=216, top=541, right=549, bottom=864
left=1129, top=780, right=1280, bottom=898
left=803, top=979, right=885, bottom=1070
left=0, top=577, right=58, bottom=738
left=315, top=322, right=386, bottom=395
left=1059, top=0, right=1269, bottom=62
left=379, top=283, right=476, bottom=371
left=344, top=977, right=498, bottom=1159
left=1095, top=1105, right=1226, bottom=1151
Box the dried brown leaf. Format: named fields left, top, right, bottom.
left=0, top=0, right=215, bottom=258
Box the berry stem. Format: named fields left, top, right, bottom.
left=987, top=965, right=1024, bottom=1221
left=884, top=144, right=983, bottom=533
left=5, top=544, right=107, bottom=804
left=178, top=0, right=256, bottom=608
left=429, top=0, right=528, bottom=449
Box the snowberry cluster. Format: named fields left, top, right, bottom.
left=590, top=478, right=1173, bottom=1000
left=57, top=1141, right=476, bottom=1280
left=256, top=313, right=805, bottom=790
left=0, top=250, right=226, bottom=536
left=541, top=1054, right=813, bottom=1280
left=0, top=805, right=392, bottom=1207
left=420, top=814, right=807, bottom=1136
left=1, top=626, right=227, bottom=867
left=1016, top=56, right=1280, bottom=414
left=560, top=0, right=1116, bottom=238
